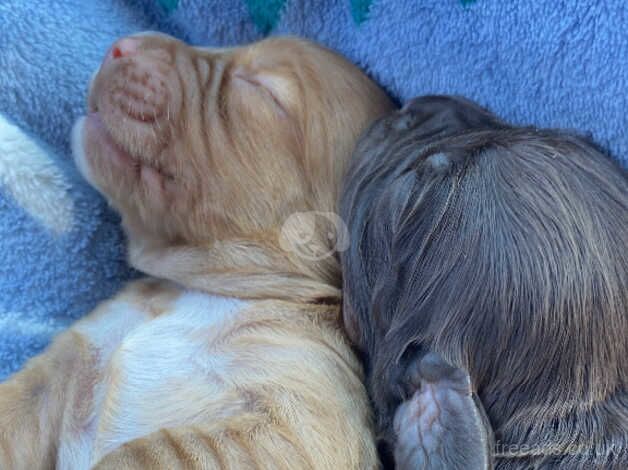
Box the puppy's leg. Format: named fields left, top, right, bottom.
left=0, top=330, right=90, bottom=470
left=393, top=352, right=494, bottom=470
left=93, top=423, right=313, bottom=470
left=0, top=279, right=166, bottom=470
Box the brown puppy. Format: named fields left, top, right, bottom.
left=340, top=96, right=627, bottom=469
left=0, top=34, right=394, bottom=469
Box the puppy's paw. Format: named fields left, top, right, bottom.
left=393, top=352, right=493, bottom=470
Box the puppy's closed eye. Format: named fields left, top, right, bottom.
left=233, top=70, right=292, bottom=118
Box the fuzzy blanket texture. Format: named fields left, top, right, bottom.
left=0, top=0, right=626, bottom=379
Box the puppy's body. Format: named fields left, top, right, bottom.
left=1, top=280, right=369, bottom=469
left=340, top=96, right=627, bottom=469
left=0, top=35, right=394, bottom=469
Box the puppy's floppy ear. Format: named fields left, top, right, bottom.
left=393, top=351, right=494, bottom=470
left=399, top=95, right=507, bottom=140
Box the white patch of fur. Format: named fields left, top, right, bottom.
left=0, top=114, right=74, bottom=234
left=92, top=292, right=247, bottom=460
left=55, top=289, right=247, bottom=467
left=57, top=435, right=90, bottom=470
left=73, top=300, right=153, bottom=361
left=57, top=300, right=151, bottom=470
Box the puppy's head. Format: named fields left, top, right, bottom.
left=340, top=93, right=628, bottom=458
left=341, top=96, right=628, bottom=442
left=73, top=34, right=393, bottom=250
left=341, top=95, right=508, bottom=346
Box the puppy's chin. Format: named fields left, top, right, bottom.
left=71, top=116, right=94, bottom=186
left=71, top=113, right=136, bottom=205
left=72, top=113, right=158, bottom=196
left=72, top=112, right=176, bottom=241
left=71, top=113, right=128, bottom=190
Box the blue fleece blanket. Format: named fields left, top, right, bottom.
left=1, top=0, right=626, bottom=379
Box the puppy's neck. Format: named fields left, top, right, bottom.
left=126, top=231, right=342, bottom=304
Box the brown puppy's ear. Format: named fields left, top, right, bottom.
left=398, top=95, right=507, bottom=140
left=393, top=352, right=494, bottom=470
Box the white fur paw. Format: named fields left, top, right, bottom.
left=0, top=114, right=74, bottom=234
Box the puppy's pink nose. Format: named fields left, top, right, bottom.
left=103, top=37, right=140, bottom=67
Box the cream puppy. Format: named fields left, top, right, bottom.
left=0, top=34, right=394, bottom=469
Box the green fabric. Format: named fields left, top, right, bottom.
left=245, top=0, right=287, bottom=34
left=158, top=0, right=475, bottom=29
left=350, top=0, right=373, bottom=24
left=244, top=0, right=475, bottom=31
left=157, top=0, right=179, bottom=14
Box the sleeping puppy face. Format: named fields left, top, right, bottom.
left=73, top=33, right=393, bottom=249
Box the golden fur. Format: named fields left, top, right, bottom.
left=0, top=34, right=394, bottom=469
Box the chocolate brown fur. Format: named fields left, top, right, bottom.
left=340, top=96, right=628, bottom=469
